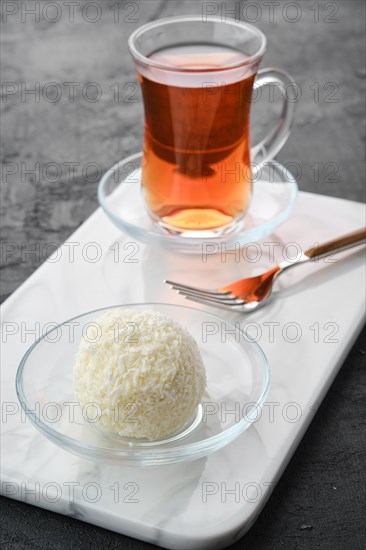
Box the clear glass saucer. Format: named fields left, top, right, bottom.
left=16, top=304, right=270, bottom=466
left=98, top=153, right=298, bottom=253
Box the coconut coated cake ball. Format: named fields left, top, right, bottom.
left=74, top=309, right=206, bottom=440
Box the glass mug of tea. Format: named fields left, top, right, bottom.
left=129, top=16, right=295, bottom=236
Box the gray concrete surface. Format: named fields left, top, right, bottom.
left=1, top=1, right=365, bottom=549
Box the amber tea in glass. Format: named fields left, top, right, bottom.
left=129, top=17, right=295, bottom=236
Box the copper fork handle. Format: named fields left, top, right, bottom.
left=305, top=228, right=366, bottom=260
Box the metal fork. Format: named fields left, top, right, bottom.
left=165, top=228, right=366, bottom=312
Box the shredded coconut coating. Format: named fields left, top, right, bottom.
left=73, top=309, right=206, bottom=440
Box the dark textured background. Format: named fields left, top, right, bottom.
left=1, top=1, right=365, bottom=548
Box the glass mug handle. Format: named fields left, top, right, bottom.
left=250, top=68, right=296, bottom=177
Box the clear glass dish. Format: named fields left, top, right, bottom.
left=16, top=304, right=270, bottom=466
left=98, top=152, right=298, bottom=253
